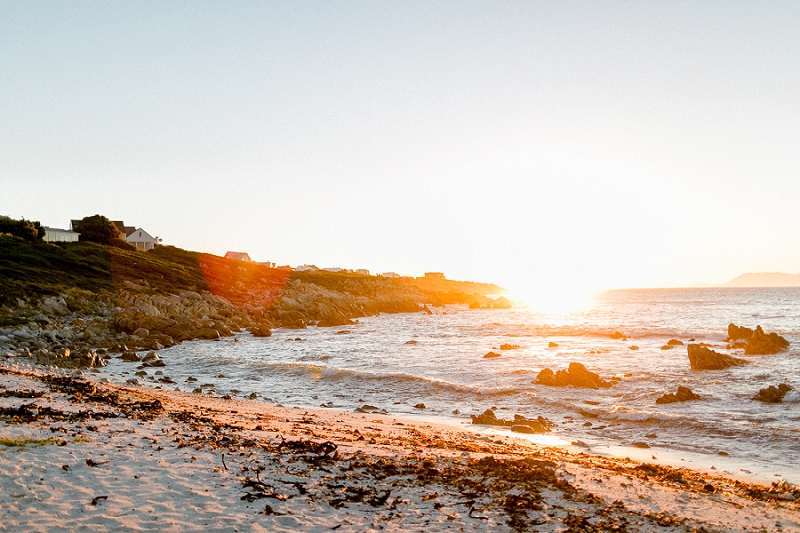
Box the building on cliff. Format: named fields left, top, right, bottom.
left=225, top=251, right=253, bottom=262
left=127, top=228, right=159, bottom=251
left=43, top=227, right=80, bottom=243
left=423, top=272, right=446, bottom=280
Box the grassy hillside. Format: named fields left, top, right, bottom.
left=0, top=237, right=503, bottom=311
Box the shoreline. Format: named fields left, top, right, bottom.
left=2, top=364, right=798, bottom=532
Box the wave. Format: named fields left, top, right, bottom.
left=242, top=360, right=523, bottom=397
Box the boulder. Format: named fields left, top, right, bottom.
left=120, top=351, right=141, bottom=362
left=548, top=342, right=558, bottom=348
left=728, top=323, right=754, bottom=341
left=752, top=384, right=793, bottom=403
left=131, top=328, right=150, bottom=339
left=499, top=343, right=520, bottom=350
left=536, top=362, right=613, bottom=389
left=483, top=351, right=502, bottom=359
left=687, top=344, right=748, bottom=370
left=656, top=386, right=701, bottom=404
left=469, top=301, right=482, bottom=309
left=744, top=325, right=789, bottom=355
left=142, top=351, right=160, bottom=363
left=192, top=328, right=221, bottom=340
left=250, top=325, right=272, bottom=337
left=667, top=339, right=684, bottom=346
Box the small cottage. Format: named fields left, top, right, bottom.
left=44, top=227, right=80, bottom=243
left=127, top=228, right=158, bottom=250
left=225, top=251, right=253, bottom=262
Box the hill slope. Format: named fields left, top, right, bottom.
left=722, top=272, right=800, bottom=288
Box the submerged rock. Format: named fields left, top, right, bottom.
left=752, top=384, right=793, bottom=403
left=656, top=386, right=701, bottom=404
left=687, top=344, right=748, bottom=370
left=499, top=343, right=520, bottom=350
left=535, top=362, right=613, bottom=389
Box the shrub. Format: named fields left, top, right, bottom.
left=73, top=215, right=121, bottom=244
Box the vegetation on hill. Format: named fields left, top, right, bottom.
left=0, top=216, right=44, bottom=242
left=0, top=238, right=505, bottom=316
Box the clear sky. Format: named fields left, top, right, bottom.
left=2, top=2, right=799, bottom=305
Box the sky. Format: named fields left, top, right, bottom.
left=2, top=1, right=800, bottom=306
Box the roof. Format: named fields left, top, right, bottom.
left=126, top=228, right=157, bottom=243
left=44, top=227, right=79, bottom=234
left=112, top=221, right=136, bottom=238
left=224, top=251, right=253, bottom=262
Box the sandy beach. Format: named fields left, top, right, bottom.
left=1, top=362, right=798, bottom=532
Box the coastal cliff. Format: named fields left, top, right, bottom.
left=0, top=236, right=504, bottom=364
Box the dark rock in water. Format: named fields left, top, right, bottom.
left=469, top=301, right=482, bottom=309
left=752, top=384, right=793, bottom=403
left=405, top=340, right=418, bottom=345
left=687, top=344, right=748, bottom=370
left=470, top=409, right=552, bottom=433
left=632, top=441, right=650, bottom=449
left=667, top=339, right=684, bottom=346
left=355, top=404, right=380, bottom=413
left=250, top=325, right=272, bottom=337
left=142, top=351, right=160, bottom=362
left=728, top=323, right=754, bottom=341
left=499, top=343, right=520, bottom=350
left=548, top=342, right=558, bottom=348
left=414, top=403, right=426, bottom=409
left=629, top=345, right=639, bottom=350
left=119, top=351, right=141, bottom=362
left=609, top=331, right=625, bottom=340
left=535, top=362, right=613, bottom=389
left=660, top=345, right=673, bottom=350
left=483, top=351, right=502, bottom=358
left=656, top=386, right=701, bottom=404
left=744, top=325, right=789, bottom=355
left=421, top=305, right=433, bottom=315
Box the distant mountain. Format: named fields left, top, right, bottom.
left=722, top=272, right=800, bottom=287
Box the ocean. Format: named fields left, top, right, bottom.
left=100, top=287, right=800, bottom=484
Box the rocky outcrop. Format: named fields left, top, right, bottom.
left=470, top=408, right=553, bottom=433
left=744, top=326, right=789, bottom=355
left=687, top=344, right=748, bottom=370
left=752, top=384, right=793, bottom=403
left=728, top=323, right=754, bottom=340
left=483, top=351, right=502, bottom=359
left=536, top=363, right=613, bottom=389
left=656, top=386, right=701, bottom=404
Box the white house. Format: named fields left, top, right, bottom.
left=356, top=269, right=370, bottom=275
left=127, top=228, right=158, bottom=251
left=322, top=267, right=343, bottom=273
left=381, top=272, right=400, bottom=278
left=294, top=264, right=319, bottom=272
left=44, top=227, right=80, bottom=243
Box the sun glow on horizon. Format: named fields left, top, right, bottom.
left=507, top=282, right=603, bottom=316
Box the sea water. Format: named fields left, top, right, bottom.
left=101, top=287, right=800, bottom=484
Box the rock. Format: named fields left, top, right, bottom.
left=250, top=326, right=272, bottom=337
left=728, top=323, right=754, bottom=340
left=421, top=305, right=433, bottom=315
left=468, top=301, right=481, bottom=309
left=414, top=403, right=426, bottom=409
left=660, top=345, right=673, bottom=350
left=192, top=328, right=221, bottom=340
left=656, top=386, right=701, bottom=404
left=131, top=328, right=150, bottom=339
left=629, top=345, right=639, bottom=350
left=483, top=351, right=502, bottom=359
left=667, top=339, right=684, bottom=346
left=632, top=441, right=650, bottom=449
left=752, top=384, right=793, bottom=403
left=548, top=342, right=558, bottom=348
left=499, top=343, right=520, bottom=350
left=744, top=325, right=789, bottom=355
left=687, top=344, right=748, bottom=370
left=470, top=409, right=552, bottom=433
left=535, top=362, right=613, bottom=389
left=119, top=351, right=141, bottom=362
left=142, top=351, right=160, bottom=362
left=609, top=331, right=625, bottom=340
left=405, top=340, right=418, bottom=345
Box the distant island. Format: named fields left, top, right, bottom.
left=722, top=272, right=800, bottom=287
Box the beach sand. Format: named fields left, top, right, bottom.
left=1, top=363, right=798, bottom=532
